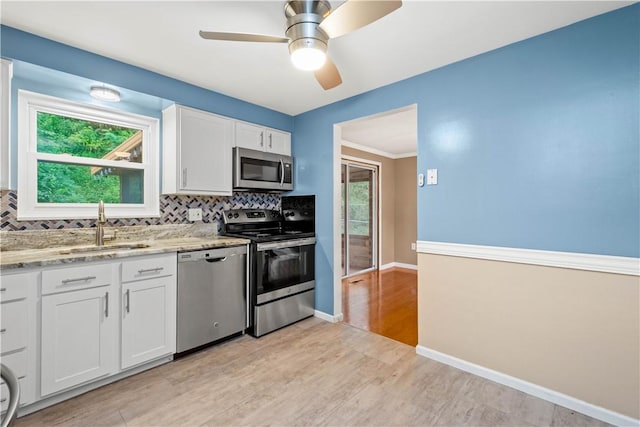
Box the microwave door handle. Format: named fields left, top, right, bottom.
left=279, top=159, right=285, bottom=187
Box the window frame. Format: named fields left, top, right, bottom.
left=17, top=90, right=160, bottom=220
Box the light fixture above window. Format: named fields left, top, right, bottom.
left=90, top=86, right=121, bottom=102
left=289, top=38, right=327, bottom=71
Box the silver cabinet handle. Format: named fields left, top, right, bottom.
left=0, top=328, right=6, bottom=333
left=105, top=292, right=109, bottom=317
left=182, top=168, right=188, bottom=187
left=0, top=288, right=6, bottom=291
left=138, top=267, right=164, bottom=274
left=61, top=276, right=96, bottom=284
left=125, top=289, right=131, bottom=313
left=0, top=398, right=5, bottom=403
left=259, top=131, right=264, bottom=147
left=268, top=133, right=273, bottom=149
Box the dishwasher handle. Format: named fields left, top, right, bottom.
left=178, top=246, right=246, bottom=263
left=205, top=257, right=227, bottom=263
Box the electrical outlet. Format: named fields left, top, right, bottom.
left=188, top=208, right=202, bottom=221
left=411, top=242, right=416, bottom=251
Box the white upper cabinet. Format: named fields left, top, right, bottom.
left=235, top=122, right=291, bottom=156
left=163, top=104, right=234, bottom=196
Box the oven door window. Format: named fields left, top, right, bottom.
left=256, top=244, right=314, bottom=296
left=241, top=157, right=280, bottom=182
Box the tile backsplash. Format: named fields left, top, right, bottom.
left=0, top=190, right=280, bottom=232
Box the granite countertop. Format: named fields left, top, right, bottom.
left=0, top=224, right=250, bottom=270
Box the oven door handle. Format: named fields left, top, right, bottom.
left=256, top=237, right=316, bottom=251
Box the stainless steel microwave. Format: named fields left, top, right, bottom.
left=233, top=147, right=293, bottom=192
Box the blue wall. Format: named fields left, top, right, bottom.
left=2, top=6, right=638, bottom=318
left=1, top=25, right=293, bottom=132
left=293, top=5, right=639, bottom=314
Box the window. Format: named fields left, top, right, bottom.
left=18, top=90, right=159, bottom=219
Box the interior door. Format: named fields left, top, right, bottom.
left=341, top=161, right=378, bottom=277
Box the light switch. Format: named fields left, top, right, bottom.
left=426, top=169, right=438, bottom=185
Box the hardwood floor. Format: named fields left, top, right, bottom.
left=15, top=318, right=610, bottom=427
left=342, top=267, right=418, bottom=346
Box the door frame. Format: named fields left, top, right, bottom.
left=332, top=104, right=418, bottom=320
left=341, top=155, right=382, bottom=278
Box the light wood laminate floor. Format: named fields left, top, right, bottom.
left=16, top=319, right=610, bottom=427
left=343, top=268, right=418, bottom=346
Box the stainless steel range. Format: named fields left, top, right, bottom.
left=222, top=204, right=315, bottom=337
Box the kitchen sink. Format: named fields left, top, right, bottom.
left=57, top=243, right=151, bottom=255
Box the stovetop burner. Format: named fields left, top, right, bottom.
left=222, top=208, right=315, bottom=243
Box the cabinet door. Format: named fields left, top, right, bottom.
left=41, top=286, right=115, bottom=396
left=265, top=129, right=291, bottom=155
left=121, top=275, right=176, bottom=370
left=178, top=107, right=233, bottom=195
left=235, top=122, right=265, bottom=151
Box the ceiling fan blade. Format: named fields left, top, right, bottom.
left=199, top=31, right=289, bottom=43
left=319, top=0, right=402, bottom=39
left=314, top=56, right=342, bottom=90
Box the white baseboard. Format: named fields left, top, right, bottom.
left=379, top=262, right=418, bottom=271
left=416, top=345, right=639, bottom=427
left=417, top=241, right=639, bottom=276
left=314, top=310, right=343, bottom=323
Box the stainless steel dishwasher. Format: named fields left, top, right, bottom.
left=176, top=245, right=247, bottom=353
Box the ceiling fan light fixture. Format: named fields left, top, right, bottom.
left=90, top=85, right=121, bottom=102
left=289, top=38, right=327, bottom=71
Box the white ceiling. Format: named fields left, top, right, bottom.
left=341, top=106, right=418, bottom=158
left=0, top=1, right=631, bottom=117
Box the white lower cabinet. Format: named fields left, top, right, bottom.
left=121, top=254, right=176, bottom=370
left=3, top=252, right=178, bottom=412
left=1, top=270, right=37, bottom=412
left=40, top=283, right=117, bottom=396
left=39, top=253, right=176, bottom=399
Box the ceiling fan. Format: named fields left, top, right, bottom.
left=199, top=0, right=402, bottom=90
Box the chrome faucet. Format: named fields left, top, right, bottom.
left=96, top=200, right=107, bottom=246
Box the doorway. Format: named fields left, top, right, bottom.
left=341, top=160, right=378, bottom=277
left=333, top=104, right=418, bottom=345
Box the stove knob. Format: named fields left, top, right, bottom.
left=233, top=213, right=239, bottom=218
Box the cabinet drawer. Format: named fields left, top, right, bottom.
left=42, top=264, right=112, bottom=295
left=0, top=350, right=27, bottom=384
left=0, top=300, right=28, bottom=353
left=0, top=272, right=33, bottom=303
left=122, top=254, right=176, bottom=283
left=1, top=377, right=26, bottom=412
